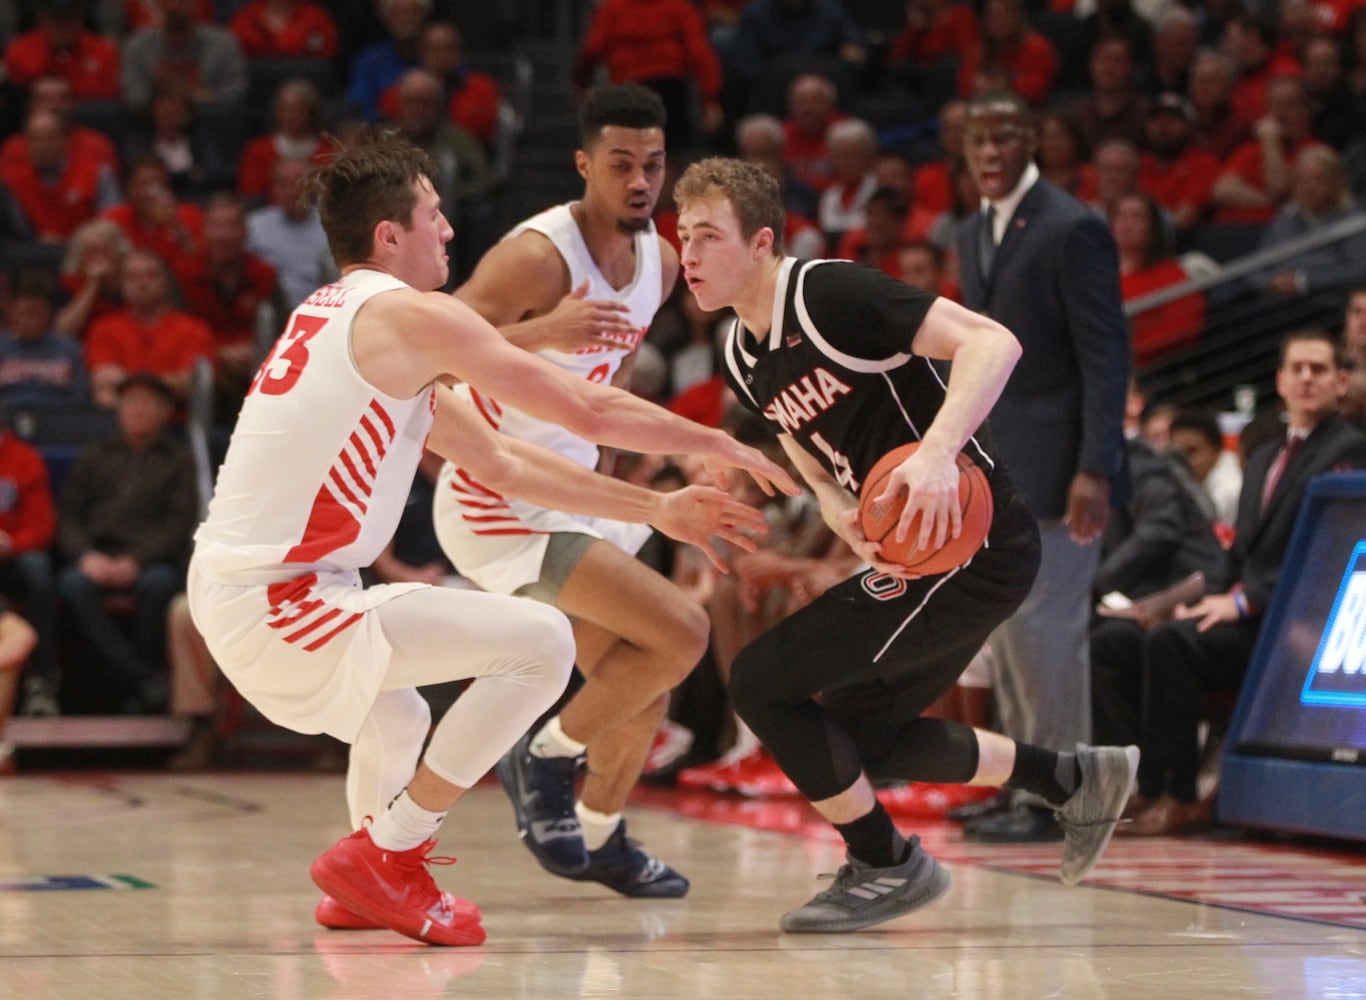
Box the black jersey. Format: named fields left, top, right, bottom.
left=722, top=258, right=1014, bottom=509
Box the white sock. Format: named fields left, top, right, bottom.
left=368, top=790, right=447, bottom=852
left=576, top=802, right=621, bottom=852
left=529, top=716, right=587, bottom=759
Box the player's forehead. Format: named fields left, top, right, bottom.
left=585, top=125, right=666, bottom=162
left=677, top=193, right=741, bottom=235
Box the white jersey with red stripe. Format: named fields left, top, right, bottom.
left=453, top=202, right=662, bottom=469
left=187, top=268, right=443, bottom=739
left=433, top=203, right=660, bottom=594
left=193, top=268, right=436, bottom=585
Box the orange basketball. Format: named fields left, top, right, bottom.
left=858, top=442, right=994, bottom=574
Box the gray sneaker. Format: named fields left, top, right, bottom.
left=779, top=837, right=951, bottom=933
left=1054, top=744, right=1139, bottom=886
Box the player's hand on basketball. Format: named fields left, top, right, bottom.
left=700, top=444, right=800, bottom=499
left=651, top=485, right=770, bottom=571
left=1064, top=470, right=1111, bottom=544
left=837, top=508, right=918, bottom=579
left=541, top=278, right=639, bottom=352
left=879, top=444, right=962, bottom=555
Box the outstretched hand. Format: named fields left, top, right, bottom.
left=650, top=485, right=771, bottom=572
left=700, top=441, right=801, bottom=499
left=538, top=278, right=641, bottom=353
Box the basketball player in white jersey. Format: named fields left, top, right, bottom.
left=431, top=84, right=708, bottom=895
left=187, top=132, right=797, bottom=947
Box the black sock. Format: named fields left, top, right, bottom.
left=1005, top=745, right=1082, bottom=806
left=834, top=802, right=909, bottom=868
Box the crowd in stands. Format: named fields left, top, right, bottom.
left=1, top=0, right=1365, bottom=845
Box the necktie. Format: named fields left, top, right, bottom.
left=978, top=205, right=996, bottom=277
left=1260, top=433, right=1303, bottom=511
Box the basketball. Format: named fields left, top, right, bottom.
left=858, top=442, right=993, bottom=574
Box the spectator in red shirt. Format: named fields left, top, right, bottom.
left=0, top=108, right=119, bottom=245
left=0, top=413, right=58, bottom=721
left=1111, top=192, right=1205, bottom=366
left=1224, top=14, right=1303, bottom=122
left=235, top=77, right=337, bottom=206
left=781, top=71, right=846, bottom=194
left=888, top=0, right=978, bottom=66
left=1213, top=73, right=1317, bottom=224
left=230, top=0, right=339, bottom=60
left=835, top=186, right=909, bottom=278
left=910, top=99, right=967, bottom=216
left=1187, top=49, right=1253, bottom=161
left=1139, top=92, right=1221, bottom=234
left=897, top=238, right=961, bottom=301
left=375, top=21, right=504, bottom=151
left=100, top=155, right=204, bottom=277
left=4, top=0, right=121, bottom=101
left=573, top=0, right=723, bottom=152
left=1037, top=108, right=1092, bottom=198
left=177, top=193, right=285, bottom=421
left=957, top=0, right=1059, bottom=106
left=871, top=151, right=939, bottom=242
left=0, top=75, right=118, bottom=177
left=411, top=21, right=502, bottom=149
left=55, top=218, right=132, bottom=340
left=885, top=0, right=978, bottom=106
left=84, top=249, right=214, bottom=408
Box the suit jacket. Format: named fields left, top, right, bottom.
left=1096, top=438, right=1228, bottom=599
left=959, top=179, right=1130, bottom=518
left=1231, top=413, right=1366, bottom=614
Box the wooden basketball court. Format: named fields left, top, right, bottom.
left=2, top=771, right=1363, bottom=999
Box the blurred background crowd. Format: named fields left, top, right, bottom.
left=1, top=0, right=1364, bottom=839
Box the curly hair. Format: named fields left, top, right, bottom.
left=674, top=158, right=785, bottom=254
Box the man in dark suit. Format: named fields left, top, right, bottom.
left=955, top=89, right=1131, bottom=842
left=1123, top=329, right=1366, bottom=835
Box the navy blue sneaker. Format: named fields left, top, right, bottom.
left=494, top=733, right=588, bottom=874
left=566, top=821, right=689, bottom=898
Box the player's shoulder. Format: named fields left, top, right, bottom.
left=465, top=227, right=568, bottom=299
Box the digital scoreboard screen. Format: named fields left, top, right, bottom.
left=1235, top=519, right=1366, bottom=764
left=1221, top=474, right=1366, bottom=843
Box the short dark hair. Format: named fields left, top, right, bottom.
left=966, top=89, right=1034, bottom=129
left=304, top=126, right=437, bottom=268
left=1280, top=327, right=1345, bottom=369
left=1169, top=408, right=1223, bottom=448
left=118, top=371, right=176, bottom=405
left=579, top=84, right=667, bottom=149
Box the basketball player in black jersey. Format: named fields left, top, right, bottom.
left=674, top=157, right=1140, bottom=933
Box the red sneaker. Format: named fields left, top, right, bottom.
left=309, top=829, right=486, bottom=946
left=314, top=894, right=384, bottom=930
left=729, top=750, right=799, bottom=798
left=678, top=747, right=799, bottom=797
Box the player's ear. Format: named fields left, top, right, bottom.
left=374, top=218, right=399, bottom=253
left=574, top=149, right=590, bottom=182
left=753, top=226, right=776, bottom=257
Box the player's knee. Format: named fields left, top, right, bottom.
left=661, top=601, right=710, bottom=682
left=525, top=603, right=577, bottom=693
